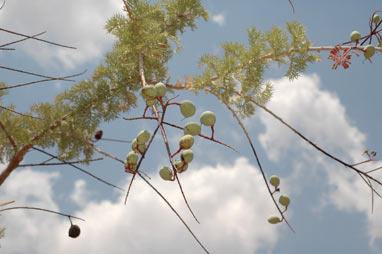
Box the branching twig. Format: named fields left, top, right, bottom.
left=0, top=31, right=46, bottom=48
left=138, top=53, right=200, bottom=224
left=31, top=147, right=124, bottom=191
left=136, top=171, right=210, bottom=254
left=0, top=68, right=87, bottom=90
left=0, top=28, right=76, bottom=49
left=87, top=135, right=209, bottom=253
left=204, top=88, right=295, bottom=232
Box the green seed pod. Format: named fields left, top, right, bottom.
left=181, top=149, right=194, bottom=163
left=141, top=85, right=157, bottom=99
left=175, top=159, right=188, bottom=173
left=200, top=111, right=216, bottom=126
left=129, top=163, right=138, bottom=172
left=269, top=175, right=280, bottom=187
left=136, top=130, right=150, bottom=144
left=145, top=98, right=157, bottom=106
left=180, top=100, right=196, bottom=118
left=279, top=195, right=290, bottom=207
left=159, top=167, right=173, bottom=180
left=155, top=82, right=167, bottom=97
left=373, top=14, right=380, bottom=24
left=184, top=122, right=201, bottom=136
left=179, top=134, right=194, bottom=149
left=350, top=31, right=361, bottom=42
left=68, top=224, right=81, bottom=238
left=126, top=151, right=139, bottom=164
left=364, top=45, right=375, bottom=59
left=131, top=138, right=146, bottom=154
left=267, top=216, right=281, bottom=224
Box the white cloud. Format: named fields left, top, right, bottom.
left=0, top=0, right=123, bottom=69
left=259, top=74, right=365, bottom=163
left=0, top=158, right=281, bottom=253
left=257, top=74, right=382, bottom=248
left=212, top=13, right=226, bottom=26
left=70, top=180, right=90, bottom=207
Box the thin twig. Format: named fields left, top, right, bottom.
left=86, top=133, right=209, bottom=253
left=206, top=88, right=295, bottom=232
left=0, top=28, right=76, bottom=49
left=0, top=31, right=46, bottom=48
left=0, top=206, right=85, bottom=221
left=0, top=120, right=17, bottom=152
left=0, top=200, right=15, bottom=207
left=123, top=116, right=238, bottom=152
left=19, top=158, right=103, bottom=167
left=0, top=68, right=87, bottom=90
left=288, top=0, right=295, bottom=13
left=0, top=0, right=5, bottom=11
left=137, top=171, right=210, bottom=254
left=246, top=95, right=382, bottom=186
left=101, top=138, right=131, bottom=143
left=31, top=147, right=124, bottom=191
left=124, top=124, right=161, bottom=204
left=367, top=166, right=382, bottom=174
left=138, top=53, right=200, bottom=223
left=0, top=105, right=43, bottom=120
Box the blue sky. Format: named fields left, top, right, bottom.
left=1, top=0, right=382, bottom=253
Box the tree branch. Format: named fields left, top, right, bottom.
left=0, top=112, right=72, bottom=185
left=0, top=120, right=17, bottom=152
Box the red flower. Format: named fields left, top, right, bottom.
left=328, top=46, right=352, bottom=69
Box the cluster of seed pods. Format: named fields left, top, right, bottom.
left=267, top=175, right=291, bottom=224
left=160, top=99, right=217, bottom=181
left=124, top=82, right=217, bottom=181
left=350, top=13, right=381, bottom=59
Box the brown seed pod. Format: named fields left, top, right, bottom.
left=68, top=224, right=81, bottom=238
left=94, top=130, right=103, bottom=140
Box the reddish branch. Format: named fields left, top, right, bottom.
left=0, top=112, right=72, bottom=185
left=0, top=120, right=17, bottom=152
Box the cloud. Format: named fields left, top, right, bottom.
left=212, top=13, right=226, bottom=26
left=257, top=74, right=382, bottom=248
left=0, top=158, right=281, bottom=253
left=70, top=180, right=90, bottom=208
left=0, top=0, right=123, bottom=69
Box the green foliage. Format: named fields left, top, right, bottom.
left=192, top=21, right=320, bottom=118
left=0, top=1, right=318, bottom=164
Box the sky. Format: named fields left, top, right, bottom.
left=1, top=0, right=382, bottom=253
